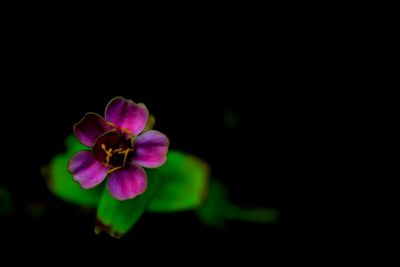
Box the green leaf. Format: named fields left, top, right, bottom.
left=95, top=174, right=160, bottom=238
left=146, top=150, right=210, bottom=213
left=45, top=135, right=102, bottom=207
left=197, top=180, right=279, bottom=228
left=65, top=134, right=88, bottom=155
left=94, top=150, right=209, bottom=237
left=0, top=187, right=13, bottom=216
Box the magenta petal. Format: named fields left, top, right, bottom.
left=106, top=163, right=147, bottom=200
left=68, top=151, right=108, bottom=189
left=105, top=97, right=149, bottom=136
left=133, top=130, right=169, bottom=168
left=74, top=113, right=113, bottom=147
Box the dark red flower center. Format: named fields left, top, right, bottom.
left=92, top=130, right=134, bottom=173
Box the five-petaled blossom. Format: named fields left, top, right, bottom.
left=68, top=97, right=169, bottom=200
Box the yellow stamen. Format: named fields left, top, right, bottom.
left=101, top=144, right=113, bottom=168
left=101, top=143, right=134, bottom=173
left=117, top=148, right=132, bottom=168
left=107, top=166, right=123, bottom=175
left=106, top=121, right=135, bottom=140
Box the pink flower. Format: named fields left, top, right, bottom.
left=68, top=97, right=169, bottom=200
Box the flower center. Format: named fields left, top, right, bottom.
left=101, top=143, right=133, bottom=172
left=92, top=130, right=134, bottom=174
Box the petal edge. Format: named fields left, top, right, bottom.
left=105, top=97, right=149, bottom=136
left=74, top=113, right=113, bottom=147
left=106, top=163, right=148, bottom=200
left=133, top=130, right=169, bottom=168
left=68, top=151, right=108, bottom=189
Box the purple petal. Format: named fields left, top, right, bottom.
left=105, top=97, right=149, bottom=136
left=106, top=163, right=147, bottom=200
left=133, top=130, right=169, bottom=168
left=68, top=151, right=108, bottom=189
left=74, top=113, right=113, bottom=147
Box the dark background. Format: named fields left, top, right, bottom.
left=0, top=19, right=320, bottom=255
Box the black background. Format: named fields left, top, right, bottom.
left=0, top=19, right=320, bottom=256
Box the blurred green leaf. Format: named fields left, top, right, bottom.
left=46, top=135, right=102, bottom=207
left=197, top=180, right=279, bottom=228
left=95, top=174, right=159, bottom=238
left=147, top=150, right=210, bottom=213
left=95, top=150, right=210, bottom=237
left=65, top=134, right=88, bottom=155
left=0, top=187, right=13, bottom=216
